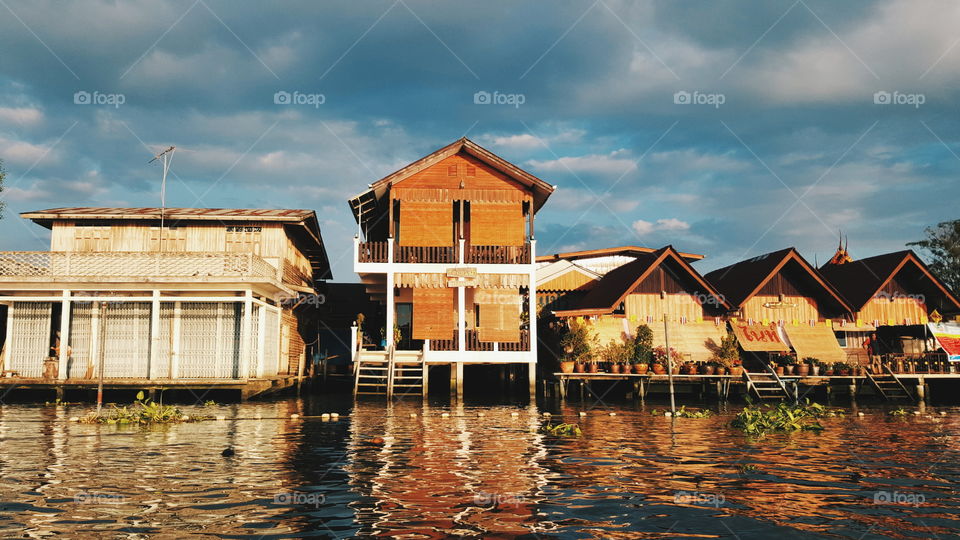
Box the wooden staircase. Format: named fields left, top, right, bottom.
left=865, top=365, right=916, bottom=403
left=743, top=365, right=791, bottom=401
left=354, top=347, right=427, bottom=398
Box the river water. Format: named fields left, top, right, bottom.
left=0, top=395, right=958, bottom=538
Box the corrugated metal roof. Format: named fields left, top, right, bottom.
left=21, top=207, right=316, bottom=221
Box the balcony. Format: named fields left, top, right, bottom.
left=357, top=240, right=531, bottom=265
left=0, top=251, right=282, bottom=282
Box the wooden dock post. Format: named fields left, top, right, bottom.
left=916, top=376, right=926, bottom=402
left=528, top=362, right=536, bottom=400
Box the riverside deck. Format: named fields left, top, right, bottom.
left=0, top=375, right=305, bottom=400
left=552, top=372, right=960, bottom=402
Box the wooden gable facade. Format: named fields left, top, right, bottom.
left=705, top=248, right=851, bottom=323
left=820, top=249, right=960, bottom=326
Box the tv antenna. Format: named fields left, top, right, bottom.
left=149, top=146, right=176, bottom=251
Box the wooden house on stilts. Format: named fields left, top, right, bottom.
left=0, top=207, right=331, bottom=399
left=349, top=138, right=555, bottom=398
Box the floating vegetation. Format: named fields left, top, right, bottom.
left=80, top=392, right=207, bottom=425
left=539, top=423, right=583, bottom=437
left=651, top=406, right=713, bottom=418
left=736, top=463, right=759, bottom=474
left=889, top=408, right=909, bottom=417
left=731, top=400, right=832, bottom=436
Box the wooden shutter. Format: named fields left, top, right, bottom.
left=399, top=200, right=453, bottom=247
left=476, top=288, right=521, bottom=342
left=471, top=202, right=524, bottom=246
left=412, top=288, right=455, bottom=340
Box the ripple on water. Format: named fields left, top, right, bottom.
left=0, top=400, right=958, bottom=537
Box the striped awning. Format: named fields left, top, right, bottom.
left=396, top=273, right=528, bottom=288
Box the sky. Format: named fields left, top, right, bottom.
left=0, top=0, right=958, bottom=281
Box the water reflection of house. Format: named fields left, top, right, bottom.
left=705, top=248, right=853, bottom=366
left=0, top=208, right=330, bottom=396
left=552, top=246, right=730, bottom=362
left=345, top=405, right=546, bottom=537
left=819, top=246, right=960, bottom=361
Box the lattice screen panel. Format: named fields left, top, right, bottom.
left=67, top=302, right=94, bottom=378
left=8, top=302, right=52, bottom=377
left=101, top=303, right=151, bottom=378
left=248, top=304, right=261, bottom=378
left=180, top=303, right=221, bottom=378
left=217, top=303, right=242, bottom=379
left=263, top=306, right=280, bottom=376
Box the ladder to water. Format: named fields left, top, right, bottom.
left=865, top=365, right=917, bottom=403
left=354, top=347, right=427, bottom=398
left=743, top=365, right=792, bottom=401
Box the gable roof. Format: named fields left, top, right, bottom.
left=536, top=260, right=602, bottom=290
left=348, top=137, right=556, bottom=229
left=22, top=207, right=332, bottom=280
left=704, top=247, right=851, bottom=313
left=536, top=245, right=705, bottom=263
left=820, top=249, right=960, bottom=312
left=553, top=246, right=730, bottom=317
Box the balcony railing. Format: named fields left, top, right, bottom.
left=465, top=329, right=530, bottom=352
left=0, top=251, right=280, bottom=281
left=357, top=241, right=532, bottom=265
left=466, top=245, right=530, bottom=265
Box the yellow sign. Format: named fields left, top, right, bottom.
left=447, top=267, right=478, bottom=279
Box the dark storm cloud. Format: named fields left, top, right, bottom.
left=1, top=0, right=959, bottom=280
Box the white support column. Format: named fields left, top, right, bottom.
left=0, top=304, right=10, bottom=373
left=457, top=285, right=466, bottom=354
left=58, top=290, right=71, bottom=380
left=529, top=239, right=538, bottom=363
left=275, top=307, right=283, bottom=376
left=148, top=290, right=160, bottom=380
left=171, top=301, right=182, bottom=379
left=89, top=303, right=101, bottom=378
left=240, top=290, right=253, bottom=379
left=350, top=323, right=358, bottom=366
left=353, top=235, right=360, bottom=266
left=388, top=237, right=395, bottom=264
left=459, top=237, right=465, bottom=265
left=386, top=272, right=395, bottom=350
left=256, top=304, right=267, bottom=378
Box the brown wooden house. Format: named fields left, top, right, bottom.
left=349, top=138, right=555, bottom=397
left=552, top=246, right=730, bottom=363
left=820, top=248, right=960, bottom=359
left=705, top=248, right=853, bottom=364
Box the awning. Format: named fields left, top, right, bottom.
left=731, top=323, right=790, bottom=352
left=929, top=322, right=960, bottom=361
left=783, top=324, right=846, bottom=363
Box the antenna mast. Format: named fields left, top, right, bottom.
left=149, top=146, right=176, bottom=251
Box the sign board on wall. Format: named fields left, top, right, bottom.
left=446, top=267, right=478, bottom=287
left=929, top=322, right=960, bottom=362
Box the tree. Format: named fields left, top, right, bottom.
left=908, top=220, right=960, bottom=294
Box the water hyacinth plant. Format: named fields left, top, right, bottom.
left=731, top=400, right=834, bottom=436
left=80, top=391, right=201, bottom=424
left=539, top=423, right=583, bottom=437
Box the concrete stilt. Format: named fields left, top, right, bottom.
left=528, top=362, right=536, bottom=400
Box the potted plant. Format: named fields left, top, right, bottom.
left=835, top=362, right=851, bottom=376
left=796, top=358, right=810, bottom=377
left=699, top=362, right=716, bottom=375
left=631, top=324, right=653, bottom=375
left=713, top=332, right=741, bottom=377
left=560, top=319, right=596, bottom=375
left=803, top=357, right=820, bottom=376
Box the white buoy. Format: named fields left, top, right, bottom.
left=69, top=416, right=80, bottom=422
left=940, top=411, right=948, bottom=416
left=182, top=415, right=190, bottom=421
left=321, top=413, right=331, bottom=420
left=579, top=412, right=587, bottom=417
left=609, top=412, right=616, bottom=416
left=543, top=412, right=551, bottom=417
left=913, top=411, right=921, bottom=416
left=664, top=412, right=673, bottom=417
left=441, top=412, right=450, bottom=418
left=857, top=412, right=865, bottom=417
left=477, top=412, right=485, bottom=417
left=511, top=412, right=519, bottom=417
left=290, top=413, right=300, bottom=419
left=216, top=415, right=226, bottom=421
left=410, top=413, right=418, bottom=418
left=331, top=413, right=339, bottom=419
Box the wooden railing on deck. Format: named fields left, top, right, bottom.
left=430, top=335, right=458, bottom=351
left=395, top=245, right=457, bottom=264
left=466, top=244, right=531, bottom=264
left=465, top=329, right=530, bottom=352
left=358, top=241, right=388, bottom=263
